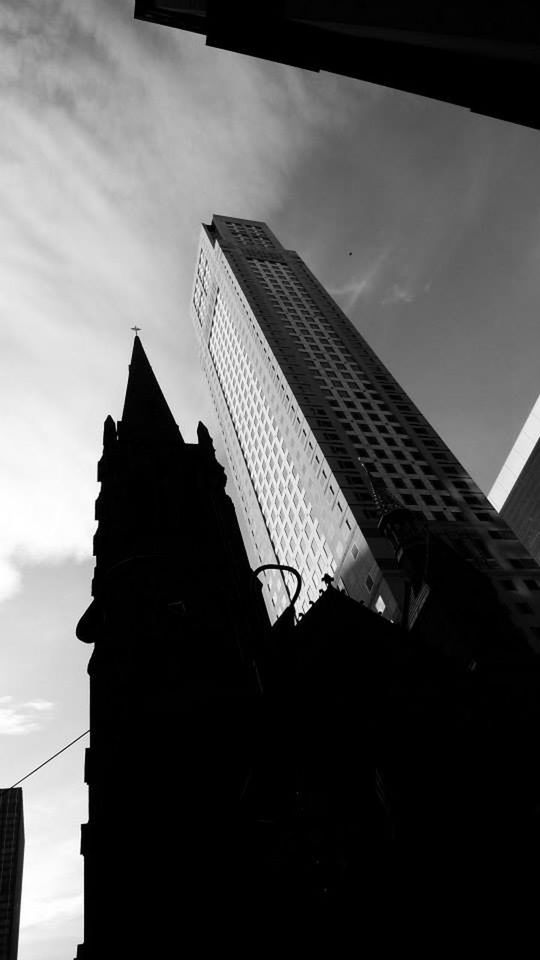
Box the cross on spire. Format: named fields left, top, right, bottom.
left=121, top=334, right=183, bottom=444
left=131, top=325, right=141, bottom=336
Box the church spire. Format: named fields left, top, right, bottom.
left=120, top=335, right=184, bottom=445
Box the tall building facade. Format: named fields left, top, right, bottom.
left=191, top=215, right=540, bottom=649
left=490, top=394, right=540, bottom=564
left=0, top=789, right=24, bottom=960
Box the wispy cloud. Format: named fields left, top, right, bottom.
left=328, top=248, right=391, bottom=311
left=0, top=696, right=55, bottom=735
left=20, top=831, right=83, bottom=937
left=0, top=0, right=360, bottom=604
left=23, top=699, right=55, bottom=712
left=381, top=282, right=416, bottom=305
left=328, top=275, right=373, bottom=310
left=22, top=892, right=83, bottom=930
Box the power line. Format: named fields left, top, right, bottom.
left=10, top=729, right=90, bottom=788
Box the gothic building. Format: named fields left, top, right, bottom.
left=74, top=335, right=269, bottom=957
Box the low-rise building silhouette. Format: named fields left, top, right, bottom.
left=0, top=789, right=24, bottom=960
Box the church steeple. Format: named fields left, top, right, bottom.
left=120, top=334, right=184, bottom=446
left=89, top=335, right=191, bottom=591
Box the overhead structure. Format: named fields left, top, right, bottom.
left=134, top=2, right=540, bottom=131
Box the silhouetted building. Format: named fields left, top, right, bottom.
left=0, top=789, right=24, bottom=960
left=74, top=335, right=270, bottom=959
left=490, top=394, right=540, bottom=565
left=252, top=543, right=540, bottom=929
left=76, top=335, right=540, bottom=953
left=247, top=466, right=540, bottom=923
left=134, top=2, right=540, bottom=131
left=191, top=215, right=540, bottom=649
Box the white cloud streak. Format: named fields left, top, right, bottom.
left=0, top=0, right=361, bottom=604
left=381, top=282, right=416, bottom=305
left=23, top=699, right=55, bottom=711
left=0, top=696, right=55, bottom=735
left=327, top=248, right=392, bottom=311
left=20, top=830, right=83, bottom=933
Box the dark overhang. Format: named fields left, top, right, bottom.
left=134, top=2, right=540, bottom=130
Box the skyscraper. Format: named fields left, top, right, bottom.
left=489, top=394, right=540, bottom=565
left=191, top=215, right=540, bottom=649
left=0, top=789, right=24, bottom=960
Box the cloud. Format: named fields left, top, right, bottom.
left=20, top=831, right=83, bottom=936
left=0, top=0, right=358, bottom=604
left=21, top=893, right=83, bottom=930
left=328, top=276, right=373, bottom=310
left=328, top=249, right=391, bottom=311
left=381, top=283, right=416, bottom=305
left=0, top=696, right=55, bottom=735
left=0, top=559, right=22, bottom=604
left=23, top=699, right=55, bottom=711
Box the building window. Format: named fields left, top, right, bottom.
left=375, top=595, right=386, bottom=614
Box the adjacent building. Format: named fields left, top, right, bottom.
left=0, top=789, right=24, bottom=960
left=134, top=2, right=540, bottom=132
left=489, top=394, right=540, bottom=565
left=191, top=215, right=540, bottom=649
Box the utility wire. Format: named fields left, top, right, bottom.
left=10, top=729, right=90, bottom=788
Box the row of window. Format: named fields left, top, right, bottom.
left=243, top=256, right=536, bottom=573
left=207, top=367, right=285, bottom=609
left=208, top=290, right=337, bottom=617
left=192, top=250, right=210, bottom=326
left=225, top=258, right=361, bottom=532
left=246, top=256, right=475, bottom=524
left=225, top=220, right=275, bottom=250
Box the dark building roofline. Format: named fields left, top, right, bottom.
left=134, top=2, right=540, bottom=131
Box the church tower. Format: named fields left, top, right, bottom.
left=74, top=335, right=269, bottom=959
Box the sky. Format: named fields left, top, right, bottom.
left=2, top=1, right=540, bottom=956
